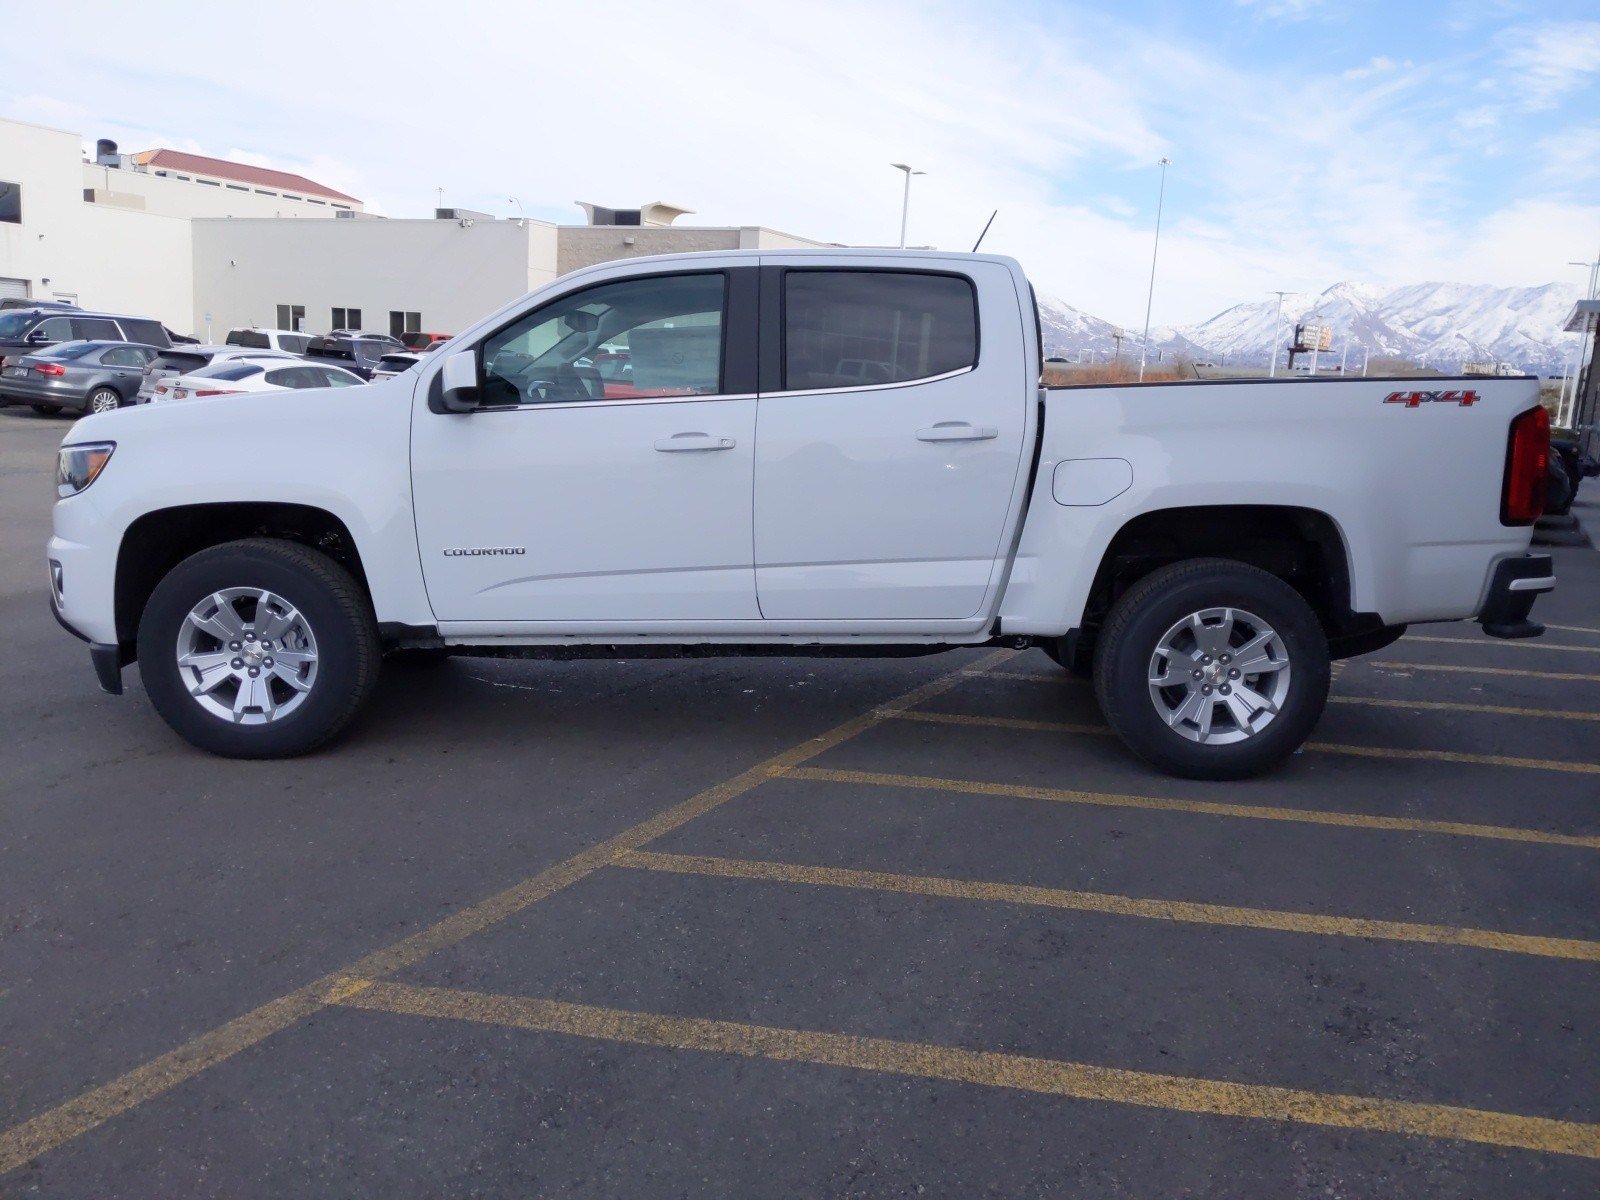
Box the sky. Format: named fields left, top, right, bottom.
left=3, top=0, right=1598, bottom=326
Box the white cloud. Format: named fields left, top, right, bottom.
left=1494, top=19, right=1600, bottom=110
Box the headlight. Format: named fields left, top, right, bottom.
left=56, top=442, right=116, bottom=499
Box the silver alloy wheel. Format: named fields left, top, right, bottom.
left=1146, top=606, right=1291, bottom=744
left=89, top=390, right=120, bottom=414
left=175, top=587, right=319, bottom=724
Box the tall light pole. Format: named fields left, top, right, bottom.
left=1560, top=256, right=1599, bottom=425
left=1138, top=157, right=1172, bottom=382
left=1267, top=290, right=1298, bottom=378
left=891, top=163, right=924, bottom=249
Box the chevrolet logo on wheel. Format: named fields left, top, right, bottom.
left=1383, top=389, right=1480, bottom=408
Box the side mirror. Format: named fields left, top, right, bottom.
left=25, top=329, right=49, bottom=343
left=437, top=350, right=480, bottom=413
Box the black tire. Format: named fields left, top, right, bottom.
left=86, top=387, right=122, bottom=416
left=137, top=538, right=380, bottom=758
left=1544, top=456, right=1575, bottom=517
left=31, top=404, right=61, bottom=415
left=1093, top=558, right=1330, bottom=780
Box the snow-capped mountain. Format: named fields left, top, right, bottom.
left=1038, top=281, right=1584, bottom=374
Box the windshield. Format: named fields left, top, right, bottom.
left=36, top=341, right=99, bottom=361
left=190, top=361, right=264, bottom=381
left=0, top=312, right=37, bottom=338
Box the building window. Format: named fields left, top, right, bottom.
left=277, top=304, right=306, bottom=332
left=389, top=311, right=422, bottom=337
left=332, top=307, right=361, bottom=331
left=0, top=181, right=21, bottom=224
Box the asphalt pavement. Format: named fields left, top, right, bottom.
left=2, top=407, right=1597, bottom=1197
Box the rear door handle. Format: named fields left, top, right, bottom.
left=917, top=422, right=998, bottom=442
left=654, top=432, right=736, bottom=452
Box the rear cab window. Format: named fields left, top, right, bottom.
left=227, top=330, right=271, bottom=350
left=781, top=270, right=977, bottom=391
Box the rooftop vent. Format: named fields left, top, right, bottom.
left=95, top=138, right=120, bottom=169
left=577, top=201, right=694, bottom=227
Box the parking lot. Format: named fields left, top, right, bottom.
left=2, top=407, right=1598, bottom=1196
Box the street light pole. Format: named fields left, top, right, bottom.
left=891, top=163, right=924, bottom=249
left=1267, top=290, right=1298, bottom=378
left=1138, top=157, right=1171, bottom=382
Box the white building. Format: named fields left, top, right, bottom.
left=0, top=115, right=832, bottom=339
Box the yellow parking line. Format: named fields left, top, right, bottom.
left=780, top=766, right=1600, bottom=849
left=617, top=850, right=1600, bottom=962
left=976, top=670, right=1600, bottom=723
left=1328, top=695, right=1600, bottom=722
left=1368, top=661, right=1600, bottom=684
left=1404, top=636, right=1600, bottom=655
left=338, top=980, right=1600, bottom=1160
left=0, top=650, right=1018, bottom=1178
left=884, top=709, right=1600, bottom=775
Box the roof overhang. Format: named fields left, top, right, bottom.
left=1563, top=299, right=1600, bottom=334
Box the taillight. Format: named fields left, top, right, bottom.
left=193, top=388, right=241, bottom=397
left=34, top=363, right=66, bottom=377
left=1501, top=404, right=1549, bottom=525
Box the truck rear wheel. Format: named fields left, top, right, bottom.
left=1093, top=558, right=1329, bottom=780
left=136, top=538, right=380, bottom=758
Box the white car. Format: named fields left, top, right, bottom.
left=50, top=248, right=1553, bottom=777
left=371, top=351, right=425, bottom=380
left=137, top=344, right=299, bottom=403
left=224, top=327, right=312, bottom=354
left=150, top=355, right=363, bottom=402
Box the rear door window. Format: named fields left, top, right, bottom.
left=780, top=270, right=977, bottom=391
left=100, top=346, right=148, bottom=367
left=71, top=317, right=122, bottom=341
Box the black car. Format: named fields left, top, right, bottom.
left=0, top=340, right=162, bottom=415
left=0, top=307, right=171, bottom=363
left=303, top=334, right=397, bottom=381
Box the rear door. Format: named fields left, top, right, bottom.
left=753, top=259, right=1033, bottom=620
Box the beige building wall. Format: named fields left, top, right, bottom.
left=191, top=217, right=560, bottom=337
left=0, top=118, right=193, bottom=327
left=82, top=162, right=358, bottom=221
left=555, top=224, right=833, bottom=275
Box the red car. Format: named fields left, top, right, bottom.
left=399, top=332, right=451, bottom=352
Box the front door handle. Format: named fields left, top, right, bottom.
left=917, top=422, right=998, bottom=442
left=654, top=432, right=736, bottom=452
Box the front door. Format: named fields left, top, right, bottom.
left=412, top=268, right=761, bottom=623
left=753, top=261, right=1032, bottom=620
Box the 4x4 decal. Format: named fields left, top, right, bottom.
left=1383, top=389, right=1480, bottom=408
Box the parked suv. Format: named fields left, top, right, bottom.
left=225, top=327, right=312, bottom=354
left=137, top=344, right=298, bottom=403
left=303, top=334, right=397, bottom=381
left=0, top=308, right=170, bottom=363
left=0, top=340, right=161, bottom=414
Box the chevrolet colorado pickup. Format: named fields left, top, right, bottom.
left=49, top=250, right=1555, bottom=778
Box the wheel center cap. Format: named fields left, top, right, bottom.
left=242, top=645, right=265, bottom=667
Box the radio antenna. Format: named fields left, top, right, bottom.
left=971, top=210, right=998, bottom=252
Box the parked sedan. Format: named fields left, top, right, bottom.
left=137, top=344, right=298, bottom=403
left=0, top=340, right=161, bottom=415
left=149, top=355, right=364, bottom=402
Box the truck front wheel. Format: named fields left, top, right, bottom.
left=136, top=538, right=381, bottom=758
left=1093, top=559, right=1329, bottom=780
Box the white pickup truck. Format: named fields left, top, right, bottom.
left=49, top=250, right=1555, bottom=778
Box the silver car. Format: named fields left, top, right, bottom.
left=0, top=340, right=161, bottom=415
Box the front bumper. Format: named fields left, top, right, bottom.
left=50, top=591, right=125, bottom=695
left=1478, top=553, right=1554, bottom=639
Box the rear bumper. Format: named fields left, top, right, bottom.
left=1478, top=552, right=1554, bottom=639
left=0, top=376, right=87, bottom=408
